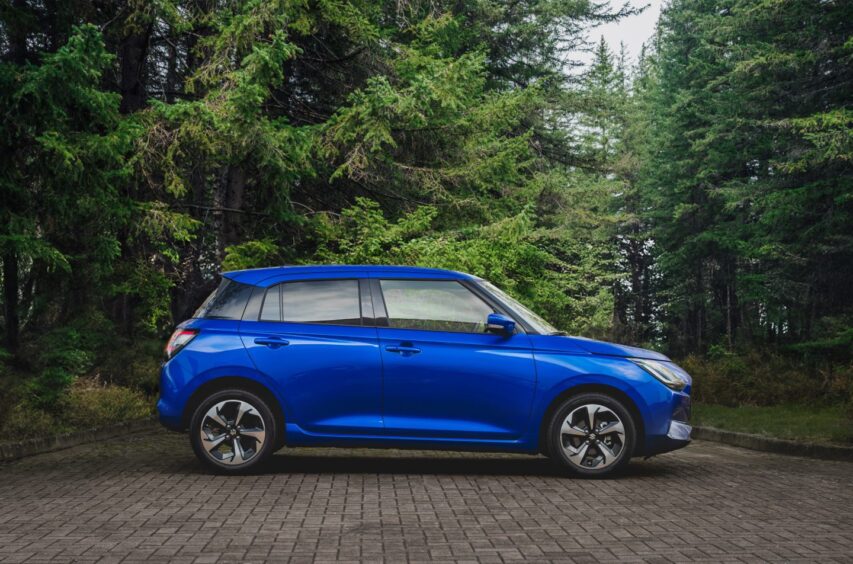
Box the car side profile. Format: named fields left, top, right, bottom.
left=158, top=265, right=692, bottom=476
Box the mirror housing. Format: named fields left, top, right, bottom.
left=486, top=313, right=516, bottom=335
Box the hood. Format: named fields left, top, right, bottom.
left=532, top=334, right=671, bottom=361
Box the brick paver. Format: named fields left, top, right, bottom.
left=1, top=431, right=851, bottom=563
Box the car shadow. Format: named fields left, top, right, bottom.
left=237, top=450, right=678, bottom=479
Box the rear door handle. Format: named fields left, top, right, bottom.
left=254, top=336, right=290, bottom=348
left=385, top=345, right=421, bottom=355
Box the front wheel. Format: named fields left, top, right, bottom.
left=189, top=389, right=277, bottom=474
left=547, top=392, right=636, bottom=477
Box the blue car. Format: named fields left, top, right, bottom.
left=158, top=265, right=692, bottom=476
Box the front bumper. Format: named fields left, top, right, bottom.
left=641, top=418, right=692, bottom=457
left=667, top=420, right=692, bottom=441
left=637, top=387, right=692, bottom=456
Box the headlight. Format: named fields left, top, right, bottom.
left=631, top=358, right=688, bottom=391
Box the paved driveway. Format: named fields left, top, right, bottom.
left=1, top=431, right=851, bottom=563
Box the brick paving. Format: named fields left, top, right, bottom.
left=1, top=431, right=851, bottom=563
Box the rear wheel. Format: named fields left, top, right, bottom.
left=189, top=389, right=277, bottom=473
left=548, top=392, right=636, bottom=477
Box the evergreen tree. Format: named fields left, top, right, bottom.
left=636, top=0, right=853, bottom=353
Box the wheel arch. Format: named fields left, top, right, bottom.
left=537, top=383, right=646, bottom=456
left=182, top=376, right=286, bottom=447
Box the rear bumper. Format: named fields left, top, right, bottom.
left=157, top=361, right=185, bottom=431
left=157, top=397, right=184, bottom=431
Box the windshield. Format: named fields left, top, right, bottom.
left=478, top=279, right=561, bottom=335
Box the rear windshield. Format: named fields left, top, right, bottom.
left=194, top=278, right=253, bottom=319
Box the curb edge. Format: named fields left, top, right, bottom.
left=0, top=416, right=160, bottom=463
left=692, top=426, right=853, bottom=461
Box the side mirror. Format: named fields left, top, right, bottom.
left=486, top=313, right=516, bottom=335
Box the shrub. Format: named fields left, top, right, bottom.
left=682, top=350, right=852, bottom=407
left=24, top=327, right=95, bottom=411
left=98, top=337, right=163, bottom=394
left=0, top=404, right=64, bottom=439
left=0, top=379, right=153, bottom=440
left=65, top=379, right=153, bottom=428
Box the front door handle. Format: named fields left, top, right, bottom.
left=254, top=336, right=290, bottom=349
left=385, top=344, right=421, bottom=355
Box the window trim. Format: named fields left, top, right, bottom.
left=371, top=277, right=525, bottom=335
left=254, top=278, right=366, bottom=328
left=258, top=283, right=282, bottom=322
left=241, top=285, right=265, bottom=321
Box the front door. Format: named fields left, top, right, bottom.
left=373, top=278, right=537, bottom=440
left=240, top=276, right=383, bottom=435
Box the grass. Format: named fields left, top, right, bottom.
left=693, top=403, right=853, bottom=446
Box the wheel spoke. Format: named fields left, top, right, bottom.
left=560, top=419, right=587, bottom=438
left=232, top=438, right=247, bottom=464
left=239, top=427, right=265, bottom=443
left=234, top=401, right=254, bottom=427
left=585, top=405, right=598, bottom=432
left=598, top=419, right=624, bottom=438
left=208, top=408, right=229, bottom=429
left=597, top=441, right=617, bottom=465
left=203, top=433, right=227, bottom=452
left=567, top=441, right=591, bottom=463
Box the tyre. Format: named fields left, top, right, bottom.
left=189, top=388, right=278, bottom=474
left=547, top=392, right=636, bottom=477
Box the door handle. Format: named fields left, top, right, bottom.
left=385, top=345, right=421, bottom=355
left=254, top=337, right=290, bottom=348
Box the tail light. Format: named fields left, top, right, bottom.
left=165, top=328, right=198, bottom=359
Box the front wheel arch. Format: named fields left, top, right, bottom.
left=538, top=383, right=645, bottom=456
left=183, top=376, right=286, bottom=448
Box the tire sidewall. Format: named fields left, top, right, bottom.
left=189, top=388, right=278, bottom=473
left=549, top=392, right=636, bottom=477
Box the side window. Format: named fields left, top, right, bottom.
left=378, top=280, right=495, bottom=333
left=260, top=280, right=361, bottom=325
left=194, top=279, right=254, bottom=320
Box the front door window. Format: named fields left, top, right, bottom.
left=379, top=279, right=494, bottom=333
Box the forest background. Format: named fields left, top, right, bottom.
left=1, top=0, right=851, bottom=443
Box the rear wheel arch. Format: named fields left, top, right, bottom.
left=183, top=376, right=286, bottom=446
left=538, top=383, right=645, bottom=456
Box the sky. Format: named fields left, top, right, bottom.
left=585, top=0, right=663, bottom=66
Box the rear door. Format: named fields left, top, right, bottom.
left=373, top=276, right=537, bottom=440
left=240, top=273, right=383, bottom=435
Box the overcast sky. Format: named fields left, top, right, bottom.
left=583, top=0, right=663, bottom=66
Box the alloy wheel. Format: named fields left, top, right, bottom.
left=198, top=399, right=266, bottom=465
left=559, top=403, right=626, bottom=470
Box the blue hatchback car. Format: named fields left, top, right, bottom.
left=158, top=265, right=692, bottom=476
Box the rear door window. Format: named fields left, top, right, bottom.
left=260, top=280, right=362, bottom=325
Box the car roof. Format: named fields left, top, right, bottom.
left=222, top=264, right=475, bottom=286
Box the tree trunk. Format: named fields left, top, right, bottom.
left=119, top=25, right=153, bottom=114
left=7, top=0, right=29, bottom=64
left=165, top=23, right=179, bottom=104
left=3, top=251, right=19, bottom=353
left=224, top=166, right=246, bottom=246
